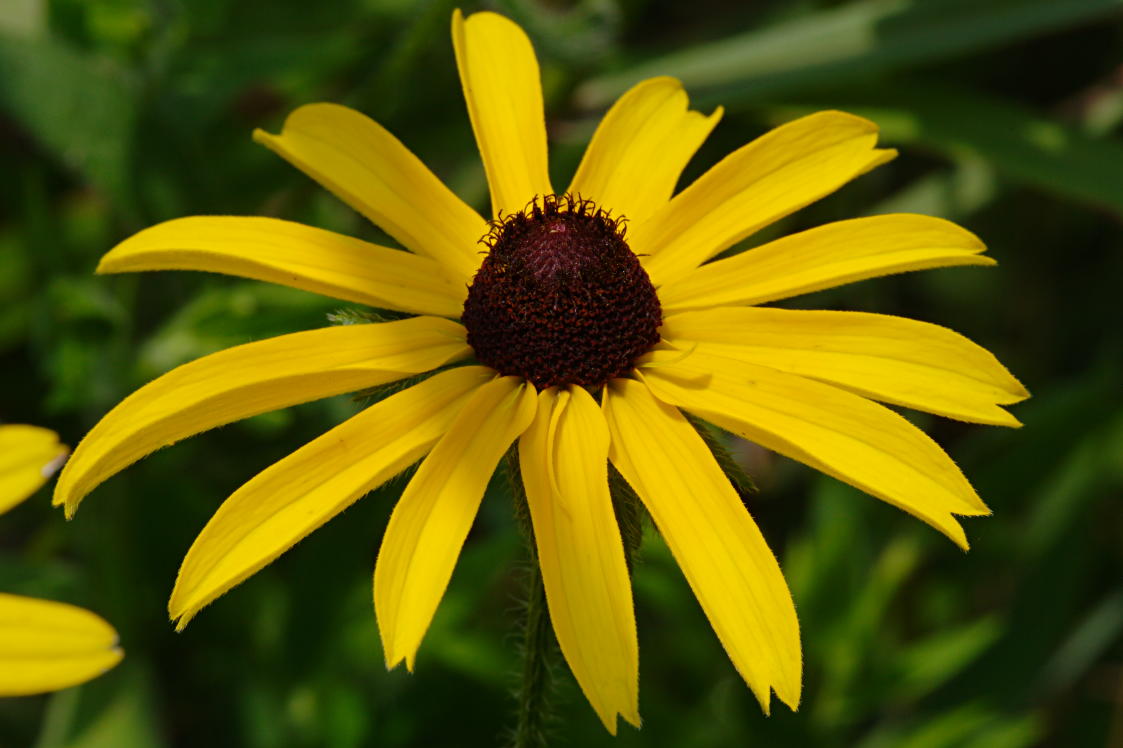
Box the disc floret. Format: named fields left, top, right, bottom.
left=462, top=194, right=662, bottom=389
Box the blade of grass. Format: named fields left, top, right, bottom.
left=577, top=0, right=1123, bottom=108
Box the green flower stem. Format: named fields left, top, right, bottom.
left=514, top=560, right=552, bottom=748
left=505, top=451, right=554, bottom=748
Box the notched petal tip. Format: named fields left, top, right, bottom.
left=778, top=686, right=801, bottom=713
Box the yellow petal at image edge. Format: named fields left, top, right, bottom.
left=375, top=376, right=537, bottom=670
left=603, top=379, right=801, bottom=713
left=520, top=387, right=639, bottom=733
left=0, top=593, right=122, bottom=697
left=661, top=307, right=1028, bottom=426
left=98, top=216, right=466, bottom=317
left=169, top=366, right=495, bottom=629
left=633, top=111, right=896, bottom=286
left=0, top=425, right=68, bottom=514
left=639, top=350, right=989, bottom=550
left=254, top=103, right=486, bottom=284
left=55, top=317, right=472, bottom=516
left=568, top=76, right=721, bottom=226
left=453, top=9, right=552, bottom=217
left=658, top=214, right=994, bottom=311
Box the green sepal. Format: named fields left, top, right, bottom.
left=686, top=412, right=759, bottom=498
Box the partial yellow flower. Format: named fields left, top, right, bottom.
left=0, top=425, right=68, bottom=514
left=0, top=425, right=123, bottom=696
left=54, top=9, right=1026, bottom=733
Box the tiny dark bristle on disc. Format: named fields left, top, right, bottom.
left=462, top=194, right=662, bottom=389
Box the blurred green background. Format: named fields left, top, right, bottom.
left=1, top=0, right=1121, bottom=745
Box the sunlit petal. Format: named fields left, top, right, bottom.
left=658, top=214, right=993, bottom=311
left=453, top=10, right=552, bottom=217
left=633, top=111, right=896, bottom=286
left=520, top=387, right=639, bottom=732
left=375, top=376, right=537, bottom=670
left=254, top=103, right=485, bottom=283
left=98, top=216, right=465, bottom=317
left=170, top=366, right=493, bottom=629
left=0, top=426, right=68, bottom=514
left=661, top=307, right=1028, bottom=426
left=0, top=593, right=123, bottom=697
left=603, top=379, right=800, bottom=712
left=568, top=77, right=721, bottom=224
left=56, top=317, right=471, bottom=517
left=640, top=349, right=989, bottom=549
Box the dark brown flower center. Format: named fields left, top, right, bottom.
left=462, top=194, right=662, bottom=389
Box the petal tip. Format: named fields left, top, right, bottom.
left=172, top=614, right=192, bottom=633
left=813, top=109, right=881, bottom=134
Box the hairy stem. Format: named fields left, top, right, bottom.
left=505, top=451, right=554, bottom=748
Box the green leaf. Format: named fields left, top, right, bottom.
left=0, top=33, right=137, bottom=208
left=892, top=617, right=1003, bottom=703
left=577, top=0, right=1123, bottom=108
left=35, top=664, right=166, bottom=748
left=866, top=156, right=998, bottom=221
left=859, top=703, right=1042, bottom=748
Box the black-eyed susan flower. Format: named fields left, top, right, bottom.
left=0, top=425, right=122, bottom=696
left=54, top=9, right=1026, bottom=733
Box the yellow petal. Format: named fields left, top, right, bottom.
left=567, top=77, right=721, bottom=224
left=254, top=103, right=486, bottom=283
left=0, top=593, right=123, bottom=696
left=375, top=375, right=536, bottom=669
left=602, top=379, right=800, bottom=712
left=98, top=216, right=465, bottom=317
left=169, top=366, right=493, bottom=629
left=661, top=308, right=1028, bottom=427
left=452, top=10, right=552, bottom=217
left=639, top=349, right=989, bottom=550
left=632, top=111, right=896, bottom=286
left=658, top=214, right=993, bottom=311
left=55, top=317, right=471, bottom=517
left=519, top=387, right=639, bottom=733
left=0, top=426, right=68, bottom=514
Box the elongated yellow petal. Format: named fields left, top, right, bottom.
left=169, top=366, right=493, bottom=629
left=452, top=10, right=552, bottom=217
left=55, top=317, right=471, bottom=517
left=375, top=375, right=536, bottom=669
left=0, top=593, right=122, bottom=696
left=568, top=77, right=721, bottom=225
left=98, top=216, right=465, bottom=317
left=254, top=103, right=485, bottom=283
left=658, top=214, right=993, bottom=311
left=639, top=350, right=989, bottom=549
left=602, top=379, right=800, bottom=712
left=519, top=387, right=639, bottom=733
left=661, top=308, right=1028, bottom=426
left=0, top=426, right=68, bottom=514
left=632, top=111, right=895, bottom=286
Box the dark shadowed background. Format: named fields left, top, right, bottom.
left=1, top=0, right=1121, bottom=745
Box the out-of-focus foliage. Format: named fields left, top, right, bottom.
left=1, top=0, right=1121, bottom=745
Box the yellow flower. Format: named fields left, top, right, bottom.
left=54, top=10, right=1026, bottom=732
left=0, top=425, right=122, bottom=696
